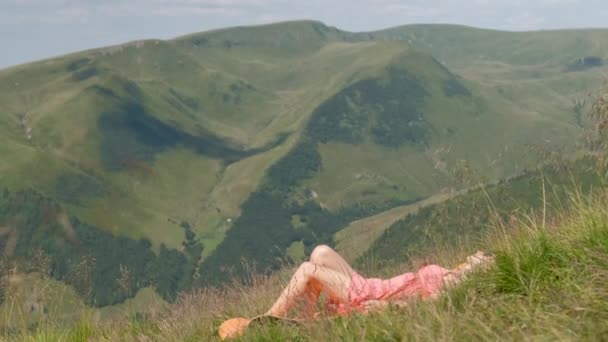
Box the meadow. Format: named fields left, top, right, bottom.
left=3, top=173, right=607, bottom=341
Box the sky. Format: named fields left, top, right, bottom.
left=1, top=0, right=607, bottom=69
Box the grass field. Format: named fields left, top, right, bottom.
left=3, top=171, right=607, bottom=341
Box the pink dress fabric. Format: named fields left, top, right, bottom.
left=330, top=265, right=451, bottom=315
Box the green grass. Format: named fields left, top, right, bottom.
left=0, top=271, right=167, bottom=333
left=4, top=178, right=608, bottom=340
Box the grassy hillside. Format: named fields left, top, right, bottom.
left=334, top=191, right=461, bottom=263
left=360, top=158, right=605, bottom=267
left=370, top=24, right=608, bottom=66
left=2, top=20, right=608, bottom=305
left=3, top=163, right=608, bottom=341
left=197, top=45, right=595, bottom=283
left=374, top=25, right=608, bottom=137
left=0, top=189, right=202, bottom=306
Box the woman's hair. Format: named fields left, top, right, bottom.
left=453, top=251, right=494, bottom=273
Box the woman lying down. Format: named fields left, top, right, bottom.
left=219, top=245, right=494, bottom=340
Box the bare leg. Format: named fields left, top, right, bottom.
left=303, top=245, right=357, bottom=316
left=300, top=280, right=322, bottom=319
left=265, top=261, right=351, bottom=317
left=309, top=245, right=356, bottom=277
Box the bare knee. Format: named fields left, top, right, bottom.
left=296, top=261, right=320, bottom=279
left=310, top=245, right=335, bottom=264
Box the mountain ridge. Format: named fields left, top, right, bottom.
left=4, top=20, right=608, bottom=72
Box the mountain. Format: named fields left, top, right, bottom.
left=1, top=20, right=607, bottom=303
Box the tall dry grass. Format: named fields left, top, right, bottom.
left=3, top=186, right=608, bottom=341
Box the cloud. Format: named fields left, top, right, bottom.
left=540, top=0, right=579, bottom=5
left=99, top=1, right=255, bottom=17
left=254, top=13, right=288, bottom=24
left=151, top=0, right=274, bottom=4
left=6, top=0, right=68, bottom=4
left=0, top=0, right=606, bottom=38
left=505, top=11, right=546, bottom=30
left=364, top=0, right=441, bottom=22
left=3, top=0, right=279, bottom=22
left=376, top=4, right=441, bottom=18
left=149, top=6, right=241, bottom=16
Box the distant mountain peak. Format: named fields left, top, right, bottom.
left=173, top=20, right=349, bottom=51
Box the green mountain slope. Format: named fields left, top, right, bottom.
left=368, top=24, right=607, bottom=135
left=199, top=47, right=582, bottom=283
left=1, top=20, right=608, bottom=300
left=369, top=24, right=608, bottom=66
left=360, top=158, right=605, bottom=267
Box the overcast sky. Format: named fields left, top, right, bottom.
left=1, top=0, right=607, bottom=69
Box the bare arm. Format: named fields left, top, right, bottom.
left=360, top=299, right=410, bottom=312
left=444, top=251, right=495, bottom=288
